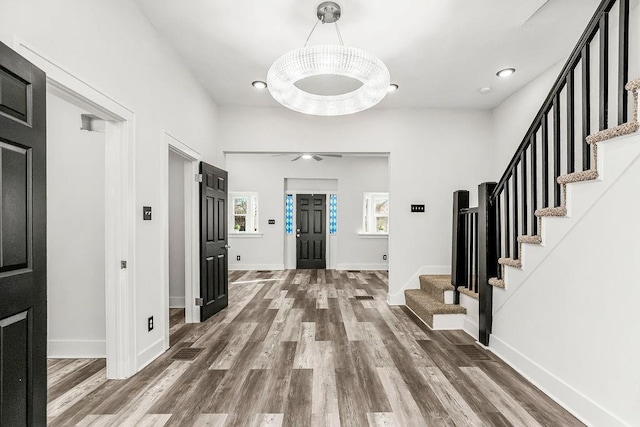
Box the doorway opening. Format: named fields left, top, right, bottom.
left=16, top=40, right=137, bottom=379
left=161, top=132, right=202, bottom=351
left=46, top=95, right=107, bottom=362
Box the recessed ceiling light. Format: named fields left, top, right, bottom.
left=388, top=84, right=399, bottom=92
left=496, top=68, right=516, bottom=78
left=252, top=80, right=267, bottom=89
left=301, top=154, right=313, bottom=160
left=479, top=87, right=492, bottom=94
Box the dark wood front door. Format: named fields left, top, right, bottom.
left=0, top=42, right=47, bottom=426
left=199, top=162, right=228, bottom=321
left=296, top=194, right=326, bottom=269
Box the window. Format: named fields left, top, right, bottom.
left=363, top=192, right=389, bottom=234
left=329, top=194, right=338, bottom=234
left=285, top=194, right=294, bottom=234
left=230, top=192, right=259, bottom=233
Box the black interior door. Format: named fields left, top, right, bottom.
left=0, top=42, right=47, bottom=426
left=199, top=162, right=228, bottom=321
left=296, top=194, right=326, bottom=269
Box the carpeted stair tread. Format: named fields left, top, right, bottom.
left=405, top=289, right=466, bottom=328
left=535, top=206, right=567, bottom=217
left=557, top=169, right=598, bottom=185
left=498, top=257, right=521, bottom=268
left=625, top=77, right=640, bottom=92
left=517, top=235, right=542, bottom=244
left=457, top=286, right=479, bottom=300
left=419, top=275, right=454, bottom=303
left=585, top=122, right=639, bottom=145
left=489, top=278, right=505, bottom=288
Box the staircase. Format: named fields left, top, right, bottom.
left=404, top=275, right=467, bottom=329
left=490, top=77, right=640, bottom=289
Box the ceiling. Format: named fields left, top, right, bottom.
left=133, top=0, right=601, bottom=110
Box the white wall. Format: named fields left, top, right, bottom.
left=0, top=0, right=220, bottom=368
left=225, top=154, right=389, bottom=271
left=47, top=95, right=106, bottom=358
left=490, top=133, right=640, bottom=427
left=168, top=151, right=185, bottom=308
left=217, top=107, right=495, bottom=303
left=491, top=60, right=564, bottom=176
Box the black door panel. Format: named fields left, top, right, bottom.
left=200, top=162, right=228, bottom=321
left=296, top=194, right=326, bottom=269
left=0, top=41, right=47, bottom=426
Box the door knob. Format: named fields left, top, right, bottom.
left=224, top=244, right=231, bottom=249
left=296, top=234, right=300, bottom=238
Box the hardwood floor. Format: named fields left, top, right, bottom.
left=47, top=270, right=583, bottom=426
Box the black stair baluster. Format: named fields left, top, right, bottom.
left=599, top=12, right=609, bottom=131
left=542, top=114, right=550, bottom=207
left=567, top=69, right=576, bottom=174
left=474, top=212, right=479, bottom=294
left=512, top=168, right=519, bottom=259
left=618, top=0, right=629, bottom=125
left=504, top=178, right=510, bottom=259
left=531, top=134, right=538, bottom=235
left=582, top=45, right=592, bottom=170
left=521, top=150, right=528, bottom=236
left=553, top=94, right=562, bottom=207
left=496, top=192, right=502, bottom=276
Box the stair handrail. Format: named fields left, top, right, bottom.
left=492, top=0, right=627, bottom=198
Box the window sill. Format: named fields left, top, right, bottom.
left=358, top=233, right=389, bottom=239
left=228, top=232, right=263, bottom=238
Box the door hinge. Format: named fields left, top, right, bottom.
left=195, top=298, right=204, bottom=306
left=195, top=174, right=203, bottom=183
left=121, top=261, right=127, bottom=269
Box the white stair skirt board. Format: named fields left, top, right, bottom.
left=229, top=264, right=285, bottom=271
left=432, top=313, right=466, bottom=330
left=489, top=336, right=626, bottom=427
left=459, top=293, right=479, bottom=340
left=443, top=290, right=454, bottom=304
left=47, top=340, right=106, bottom=358
left=169, top=297, right=185, bottom=308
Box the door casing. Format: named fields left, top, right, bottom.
left=161, top=131, right=202, bottom=355
left=14, top=39, right=137, bottom=379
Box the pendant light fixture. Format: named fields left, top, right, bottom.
left=267, top=2, right=391, bottom=116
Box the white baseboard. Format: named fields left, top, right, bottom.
left=229, top=264, right=285, bottom=271
left=489, top=335, right=628, bottom=427
left=387, top=265, right=450, bottom=305
left=136, top=338, right=165, bottom=372
left=336, top=263, right=388, bottom=271
left=169, top=296, right=185, bottom=308
left=47, top=340, right=106, bottom=358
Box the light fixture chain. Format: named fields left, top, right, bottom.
left=304, top=19, right=322, bottom=47
left=334, top=21, right=344, bottom=46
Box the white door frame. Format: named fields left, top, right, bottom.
left=160, top=131, right=201, bottom=352
left=284, top=189, right=337, bottom=270
left=14, top=38, right=137, bottom=379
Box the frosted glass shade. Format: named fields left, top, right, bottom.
left=267, top=44, right=390, bottom=116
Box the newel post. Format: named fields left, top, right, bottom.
left=478, top=182, right=498, bottom=346
left=451, top=190, right=469, bottom=304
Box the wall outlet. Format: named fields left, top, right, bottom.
left=383, top=254, right=387, bottom=261
left=148, top=316, right=154, bottom=331
left=236, top=255, right=241, bottom=261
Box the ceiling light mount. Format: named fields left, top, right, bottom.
left=317, top=2, right=341, bottom=23
left=266, top=2, right=390, bottom=116
left=497, top=68, right=516, bottom=78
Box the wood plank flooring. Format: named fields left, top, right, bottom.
left=47, top=270, right=583, bottom=426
